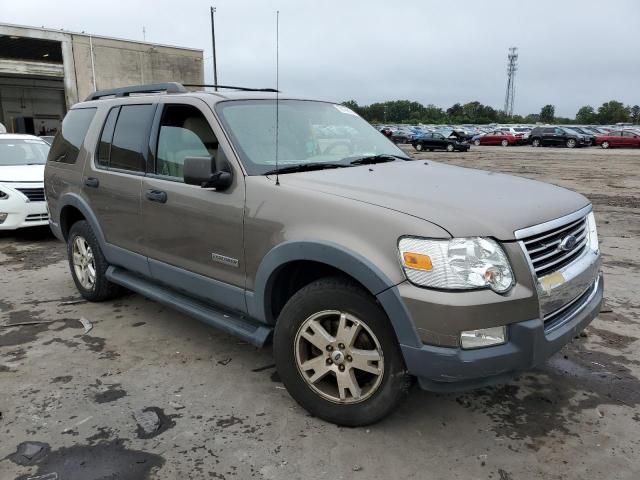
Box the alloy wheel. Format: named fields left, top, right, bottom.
left=567, top=139, right=576, bottom=148
left=474, top=139, right=481, bottom=146
left=532, top=139, right=540, bottom=147
left=72, top=236, right=96, bottom=290
left=294, top=310, right=384, bottom=404
left=601, top=141, right=609, bottom=149
left=446, top=144, right=454, bottom=152
left=501, top=139, right=509, bottom=147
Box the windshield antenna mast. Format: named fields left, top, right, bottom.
left=275, top=10, right=280, bottom=186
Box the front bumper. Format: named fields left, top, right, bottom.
left=402, top=272, right=603, bottom=392
left=0, top=200, right=48, bottom=230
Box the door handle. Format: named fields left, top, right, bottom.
left=145, top=189, right=167, bottom=203
left=84, top=177, right=99, bottom=188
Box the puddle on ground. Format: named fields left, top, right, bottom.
left=6, top=440, right=165, bottom=480
left=454, top=338, right=640, bottom=449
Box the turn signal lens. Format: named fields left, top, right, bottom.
left=402, top=252, right=432, bottom=271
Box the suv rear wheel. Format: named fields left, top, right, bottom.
left=67, top=220, right=121, bottom=301
left=532, top=138, right=541, bottom=147
left=273, top=277, right=410, bottom=426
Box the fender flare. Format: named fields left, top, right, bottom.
left=249, top=241, right=422, bottom=348
left=58, top=193, right=107, bottom=249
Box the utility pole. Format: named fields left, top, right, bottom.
left=210, top=6, right=218, bottom=91
left=503, top=47, right=518, bottom=117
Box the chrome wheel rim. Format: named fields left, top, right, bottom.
left=72, top=236, right=96, bottom=290
left=415, top=143, right=423, bottom=151
left=502, top=140, right=508, bottom=147
left=533, top=139, right=540, bottom=147
left=294, top=310, right=384, bottom=404
left=446, top=144, right=454, bottom=151
left=474, top=140, right=480, bottom=146
left=602, top=141, right=609, bottom=149
left=567, top=139, right=576, bottom=148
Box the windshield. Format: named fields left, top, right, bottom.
left=0, top=138, right=50, bottom=166
left=215, top=100, right=405, bottom=175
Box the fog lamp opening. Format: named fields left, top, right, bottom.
left=460, top=326, right=506, bottom=349
left=0, top=213, right=8, bottom=224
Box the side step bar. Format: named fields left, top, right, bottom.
left=106, top=266, right=272, bottom=347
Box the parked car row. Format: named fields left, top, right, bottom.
left=375, top=123, right=640, bottom=151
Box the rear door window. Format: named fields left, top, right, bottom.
left=48, top=108, right=97, bottom=164
left=108, top=104, right=155, bottom=172
left=96, top=107, right=119, bottom=168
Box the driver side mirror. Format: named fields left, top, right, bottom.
left=184, top=149, right=233, bottom=190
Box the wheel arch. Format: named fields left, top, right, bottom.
left=248, top=241, right=422, bottom=348
left=58, top=193, right=106, bottom=248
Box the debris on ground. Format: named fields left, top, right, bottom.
left=8, top=441, right=50, bottom=466
left=353, top=465, right=363, bottom=472
left=217, top=357, right=232, bottom=366
left=59, top=299, right=87, bottom=306
left=133, top=408, right=161, bottom=436
left=169, top=401, right=185, bottom=410
left=79, top=317, right=93, bottom=333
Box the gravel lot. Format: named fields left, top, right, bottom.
left=1, top=145, right=639, bottom=479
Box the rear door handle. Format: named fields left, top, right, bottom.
left=84, top=177, right=99, bottom=188
left=145, top=189, right=167, bottom=203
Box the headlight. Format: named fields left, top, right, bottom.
left=399, top=237, right=514, bottom=293
left=586, top=212, right=599, bottom=253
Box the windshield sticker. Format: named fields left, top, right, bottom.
left=334, top=105, right=358, bottom=116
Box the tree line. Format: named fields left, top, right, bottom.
left=341, top=99, right=640, bottom=125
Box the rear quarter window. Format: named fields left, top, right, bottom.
left=48, top=108, right=97, bottom=164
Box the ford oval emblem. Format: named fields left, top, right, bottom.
left=559, top=235, right=578, bottom=251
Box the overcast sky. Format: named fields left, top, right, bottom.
left=4, top=0, right=639, bottom=116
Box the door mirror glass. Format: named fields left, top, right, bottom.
left=184, top=150, right=233, bottom=190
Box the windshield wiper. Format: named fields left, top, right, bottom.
left=263, top=162, right=348, bottom=176
left=348, top=154, right=412, bottom=165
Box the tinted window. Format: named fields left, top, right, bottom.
left=109, top=104, right=155, bottom=172
left=155, top=104, right=218, bottom=179
left=622, top=131, right=636, bottom=137
left=48, top=108, right=96, bottom=164
left=542, top=128, right=555, bottom=134
left=97, top=107, right=119, bottom=168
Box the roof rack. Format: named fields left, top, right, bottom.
left=183, top=83, right=279, bottom=92
left=85, top=82, right=188, bottom=101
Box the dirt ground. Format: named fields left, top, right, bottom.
left=1, top=145, right=639, bottom=479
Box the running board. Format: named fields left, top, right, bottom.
left=106, top=266, right=272, bottom=347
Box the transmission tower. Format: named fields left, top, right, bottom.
left=503, top=47, right=518, bottom=117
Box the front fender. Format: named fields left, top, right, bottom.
left=248, top=240, right=422, bottom=348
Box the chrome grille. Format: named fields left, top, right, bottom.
left=25, top=213, right=49, bottom=222
left=544, top=280, right=597, bottom=333
left=16, top=187, right=45, bottom=202
left=522, top=215, right=588, bottom=277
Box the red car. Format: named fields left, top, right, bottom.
left=474, top=130, right=519, bottom=147
left=594, top=130, right=640, bottom=149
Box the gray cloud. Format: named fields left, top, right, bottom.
left=5, top=0, right=639, bottom=117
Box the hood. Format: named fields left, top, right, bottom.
left=0, top=164, right=45, bottom=183
left=279, top=161, right=589, bottom=240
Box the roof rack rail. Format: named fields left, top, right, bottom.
left=85, top=82, right=188, bottom=101
left=183, top=83, right=279, bottom=93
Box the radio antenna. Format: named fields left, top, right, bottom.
left=275, top=10, right=280, bottom=186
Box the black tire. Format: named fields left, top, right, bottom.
left=414, top=142, right=424, bottom=152
left=67, top=220, right=122, bottom=302
left=501, top=139, right=509, bottom=147
left=446, top=143, right=455, bottom=152
left=531, top=138, right=541, bottom=147
left=273, top=277, right=411, bottom=426
left=474, top=139, right=481, bottom=146
left=601, top=141, right=609, bottom=149
left=566, top=138, right=576, bottom=148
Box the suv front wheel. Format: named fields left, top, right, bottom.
left=67, top=220, right=122, bottom=302
left=273, top=277, right=410, bottom=426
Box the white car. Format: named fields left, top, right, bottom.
left=0, top=134, right=51, bottom=230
